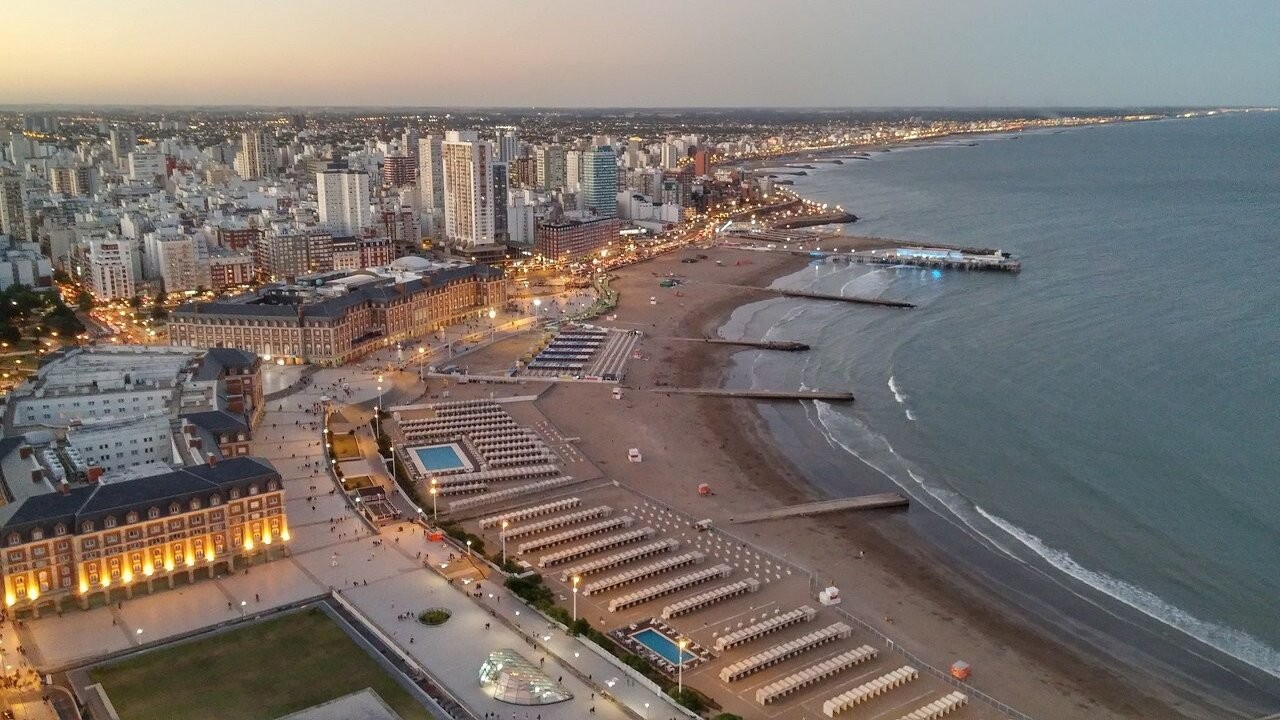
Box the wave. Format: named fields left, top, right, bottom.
left=975, top=507, right=1280, bottom=679
left=809, top=401, right=1280, bottom=680
left=888, top=375, right=907, bottom=404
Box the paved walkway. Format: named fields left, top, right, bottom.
left=17, top=360, right=686, bottom=720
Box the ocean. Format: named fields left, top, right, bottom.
left=721, top=111, right=1280, bottom=710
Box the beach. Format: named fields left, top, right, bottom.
left=528, top=245, right=1203, bottom=719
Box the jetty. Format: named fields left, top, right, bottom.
left=649, top=387, right=853, bottom=402
left=730, top=493, right=910, bottom=524
left=831, top=248, right=1021, bottom=273
left=668, top=337, right=809, bottom=352
left=772, top=288, right=916, bottom=309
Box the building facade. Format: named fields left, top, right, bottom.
left=534, top=216, right=622, bottom=261
left=441, top=131, right=495, bottom=249
left=0, top=457, right=286, bottom=616
left=169, top=263, right=506, bottom=366
left=318, top=169, right=372, bottom=236
left=86, top=236, right=138, bottom=301
left=581, top=145, right=619, bottom=219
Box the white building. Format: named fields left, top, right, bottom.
left=0, top=236, right=53, bottom=290
left=506, top=198, right=535, bottom=248
left=155, top=234, right=210, bottom=293
left=441, top=131, right=495, bottom=249
left=535, top=145, right=566, bottom=190
left=317, top=169, right=371, bottom=236
left=235, top=129, right=276, bottom=179
left=86, top=236, right=139, bottom=301
left=128, top=149, right=166, bottom=184
left=565, top=149, right=583, bottom=194
left=67, top=415, right=174, bottom=478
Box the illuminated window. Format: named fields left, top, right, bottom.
left=88, top=566, right=99, bottom=584
left=150, top=547, right=164, bottom=568
left=13, top=576, right=26, bottom=597
left=108, top=557, right=121, bottom=579
left=172, top=543, right=184, bottom=564
left=213, top=534, right=226, bottom=554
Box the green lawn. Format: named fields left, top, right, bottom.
left=90, top=607, right=435, bottom=720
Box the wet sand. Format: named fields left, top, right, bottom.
left=531, top=244, right=1203, bottom=719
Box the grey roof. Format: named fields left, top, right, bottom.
left=173, top=264, right=503, bottom=323
left=182, top=409, right=249, bottom=436
left=0, top=456, right=280, bottom=541
left=192, top=347, right=259, bottom=381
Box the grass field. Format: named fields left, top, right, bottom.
left=90, top=607, right=434, bottom=720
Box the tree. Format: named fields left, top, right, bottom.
left=128, top=294, right=144, bottom=309
left=75, top=290, right=94, bottom=312
left=44, top=302, right=84, bottom=337
left=0, top=323, right=20, bottom=344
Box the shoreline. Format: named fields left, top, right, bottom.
left=530, top=240, right=1276, bottom=719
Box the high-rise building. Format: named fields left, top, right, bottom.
left=401, top=128, right=420, bottom=163
left=495, top=129, right=521, bottom=163
left=0, top=173, right=28, bottom=241
left=441, top=131, right=495, bottom=249
left=235, top=129, right=277, bottom=179
left=581, top=145, right=618, bottom=219
left=382, top=154, right=417, bottom=187
left=317, top=169, right=372, bottom=237
left=109, top=126, right=136, bottom=164
left=535, top=145, right=566, bottom=190
left=128, top=149, right=166, bottom=184
left=87, top=237, right=139, bottom=300
left=417, top=135, right=444, bottom=211
left=254, top=226, right=333, bottom=281
left=693, top=149, right=712, bottom=176
left=155, top=234, right=210, bottom=293
left=49, top=165, right=94, bottom=196
left=511, top=157, right=536, bottom=188
left=661, top=142, right=683, bottom=170
left=565, top=150, right=583, bottom=194
left=492, top=163, right=510, bottom=242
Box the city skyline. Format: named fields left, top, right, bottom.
left=4, top=1, right=1278, bottom=108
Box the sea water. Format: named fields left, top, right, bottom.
left=724, top=111, right=1280, bottom=708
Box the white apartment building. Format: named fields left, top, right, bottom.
left=535, top=145, right=566, bottom=190
left=235, top=129, right=276, bottom=179
left=155, top=234, right=210, bottom=293
left=441, top=131, right=495, bottom=249
left=316, top=169, right=371, bottom=236
left=128, top=149, right=166, bottom=184
left=565, top=149, right=583, bottom=194
left=86, top=236, right=138, bottom=301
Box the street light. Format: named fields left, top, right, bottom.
left=465, top=539, right=472, bottom=558
left=375, top=375, right=384, bottom=438
left=677, top=638, right=688, bottom=694
left=572, top=575, right=581, bottom=624
left=501, top=520, right=509, bottom=566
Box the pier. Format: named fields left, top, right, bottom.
left=668, top=337, right=810, bottom=352
left=649, top=387, right=854, bottom=402
left=729, top=493, right=910, bottom=524
left=772, top=288, right=916, bottom=308
left=830, top=248, right=1021, bottom=273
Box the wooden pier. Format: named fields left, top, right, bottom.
left=831, top=249, right=1021, bottom=273
left=649, top=387, right=853, bottom=402
left=730, top=493, right=909, bottom=524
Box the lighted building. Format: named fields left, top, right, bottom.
left=0, top=173, right=27, bottom=241
left=580, top=145, right=618, bottom=219
left=49, top=165, right=94, bottom=197
left=254, top=225, right=333, bottom=281
left=535, top=144, right=566, bottom=190
left=382, top=154, right=417, bottom=187
left=441, top=131, right=496, bottom=249
left=86, top=236, right=139, bottom=301
left=207, top=248, right=255, bottom=290
left=0, top=456, right=287, bottom=616
left=534, top=215, right=622, bottom=261
left=169, top=260, right=506, bottom=365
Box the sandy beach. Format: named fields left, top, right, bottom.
left=518, top=244, right=1207, bottom=719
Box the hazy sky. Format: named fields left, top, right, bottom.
left=3, top=0, right=1277, bottom=107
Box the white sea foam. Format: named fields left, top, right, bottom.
left=975, top=507, right=1280, bottom=679
left=808, top=403, right=1280, bottom=680
left=905, top=409, right=917, bottom=421
left=888, top=375, right=907, bottom=404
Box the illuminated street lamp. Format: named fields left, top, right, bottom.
left=571, top=575, right=581, bottom=624
left=429, top=486, right=438, bottom=522
left=677, top=638, right=689, bottom=694
left=465, top=539, right=472, bottom=558
left=501, top=520, right=509, bottom=566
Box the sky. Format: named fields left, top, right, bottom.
left=3, top=0, right=1278, bottom=108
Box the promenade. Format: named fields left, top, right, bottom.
left=14, top=327, right=688, bottom=720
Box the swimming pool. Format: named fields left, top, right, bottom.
left=410, top=444, right=470, bottom=472
left=631, top=628, right=696, bottom=666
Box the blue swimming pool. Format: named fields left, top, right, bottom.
left=631, top=628, right=695, bottom=666
left=413, top=444, right=467, bottom=472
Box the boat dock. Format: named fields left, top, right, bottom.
left=649, top=387, right=853, bottom=402
left=730, top=493, right=910, bottom=524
